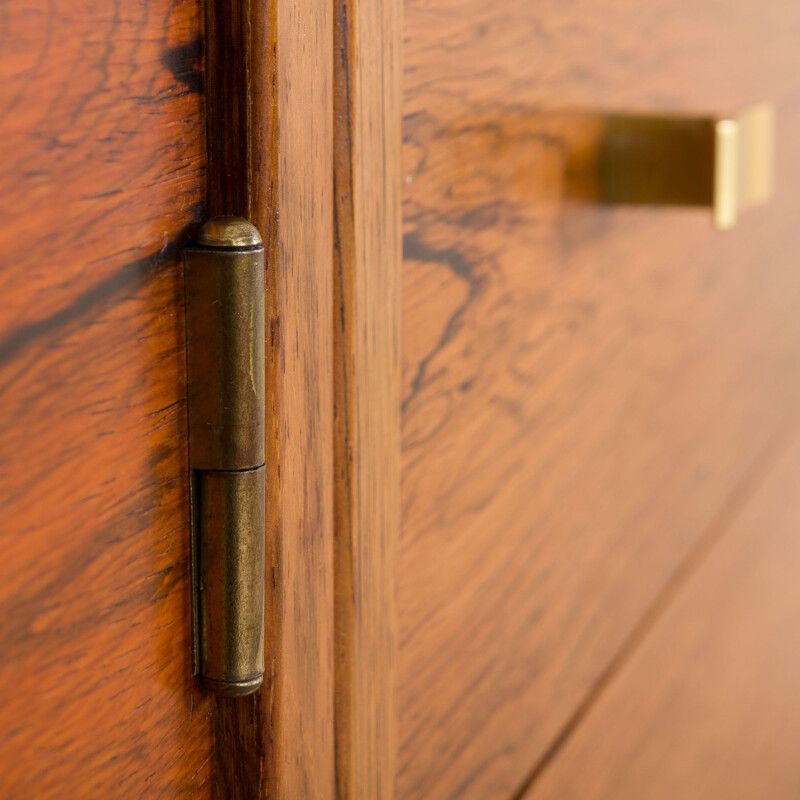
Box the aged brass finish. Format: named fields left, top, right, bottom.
left=598, top=102, right=775, bottom=229
left=195, top=468, right=265, bottom=695
left=184, top=216, right=266, bottom=697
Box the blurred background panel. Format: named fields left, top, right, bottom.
left=399, top=1, right=800, bottom=799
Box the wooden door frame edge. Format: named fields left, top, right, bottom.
left=333, top=0, right=403, bottom=796
left=208, top=0, right=337, bottom=796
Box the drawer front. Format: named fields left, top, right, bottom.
left=400, top=2, right=800, bottom=799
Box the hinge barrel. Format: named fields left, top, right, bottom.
left=184, top=216, right=266, bottom=697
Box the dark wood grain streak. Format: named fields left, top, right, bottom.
left=333, top=0, right=402, bottom=796
left=0, top=226, right=198, bottom=367
left=207, top=0, right=336, bottom=796
left=0, top=2, right=210, bottom=795
left=0, top=1, right=204, bottom=342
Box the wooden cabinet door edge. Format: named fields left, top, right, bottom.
left=205, top=0, right=402, bottom=797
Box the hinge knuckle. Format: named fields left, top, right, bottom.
left=184, top=216, right=266, bottom=697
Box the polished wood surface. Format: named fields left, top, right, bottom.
left=0, top=0, right=209, bottom=796
left=332, top=0, right=402, bottom=795
left=262, top=0, right=336, bottom=793
left=526, top=422, right=800, bottom=800
left=5, top=0, right=800, bottom=797
left=399, top=1, right=800, bottom=799
left=208, top=0, right=337, bottom=796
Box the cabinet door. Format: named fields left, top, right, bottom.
left=0, top=1, right=210, bottom=795
left=0, top=0, right=337, bottom=797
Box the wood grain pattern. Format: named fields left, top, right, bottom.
left=525, top=421, right=800, bottom=800
left=208, top=0, right=336, bottom=797
left=0, top=0, right=209, bottom=797
left=332, top=0, right=402, bottom=794
left=267, top=0, right=335, bottom=791
left=399, top=2, right=800, bottom=798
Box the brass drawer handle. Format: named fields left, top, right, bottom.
left=597, top=102, right=775, bottom=229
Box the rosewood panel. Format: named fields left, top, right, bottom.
left=333, top=0, right=403, bottom=796
left=0, top=0, right=208, bottom=796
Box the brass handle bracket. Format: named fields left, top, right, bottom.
left=184, top=216, right=266, bottom=697
left=598, top=102, right=775, bottom=229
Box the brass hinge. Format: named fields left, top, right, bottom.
left=184, top=216, right=266, bottom=697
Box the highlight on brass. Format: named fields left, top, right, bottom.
left=597, top=102, right=775, bottom=229
left=184, top=216, right=266, bottom=697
